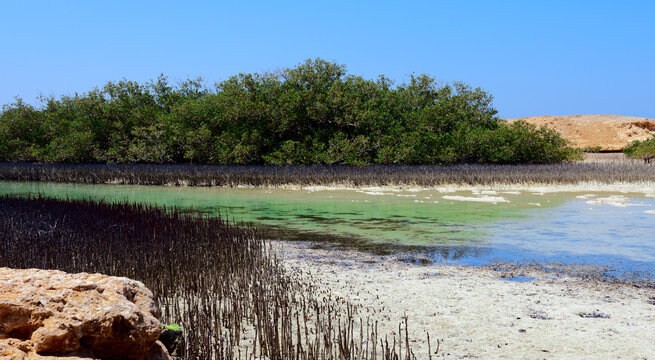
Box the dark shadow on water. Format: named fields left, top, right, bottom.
left=293, top=214, right=344, bottom=224
left=258, top=224, right=494, bottom=260
left=256, top=216, right=287, bottom=221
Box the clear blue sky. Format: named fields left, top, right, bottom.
left=1, top=0, right=653, bottom=118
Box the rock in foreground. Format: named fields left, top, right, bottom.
left=0, top=268, right=170, bottom=359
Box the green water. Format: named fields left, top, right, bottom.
left=1, top=181, right=654, bottom=276
left=0, top=181, right=557, bottom=245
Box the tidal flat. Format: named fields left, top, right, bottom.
left=279, top=242, right=655, bottom=359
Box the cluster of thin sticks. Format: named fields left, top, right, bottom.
left=0, top=161, right=653, bottom=187
left=0, top=196, right=430, bottom=359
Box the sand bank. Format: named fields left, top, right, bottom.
left=279, top=242, right=655, bottom=359
left=273, top=182, right=655, bottom=196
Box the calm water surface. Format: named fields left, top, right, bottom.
left=1, top=181, right=654, bottom=277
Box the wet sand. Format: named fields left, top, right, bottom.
left=279, top=242, right=655, bottom=359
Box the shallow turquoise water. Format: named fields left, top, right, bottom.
left=1, top=181, right=654, bottom=277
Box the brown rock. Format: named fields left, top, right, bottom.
left=506, top=114, right=655, bottom=151
left=0, top=268, right=171, bottom=360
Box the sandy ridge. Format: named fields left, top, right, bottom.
left=507, top=114, right=655, bottom=151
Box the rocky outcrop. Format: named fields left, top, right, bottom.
left=507, top=114, right=655, bottom=151
left=0, top=268, right=171, bottom=359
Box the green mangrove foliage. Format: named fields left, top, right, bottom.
left=0, top=59, right=577, bottom=165
left=624, top=136, right=655, bottom=163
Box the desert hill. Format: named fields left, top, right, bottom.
left=507, top=115, right=655, bottom=151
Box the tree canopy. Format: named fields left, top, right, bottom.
left=0, top=59, right=578, bottom=165
left=624, top=136, right=655, bottom=163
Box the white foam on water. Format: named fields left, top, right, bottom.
left=436, top=188, right=458, bottom=194
left=576, top=194, right=597, bottom=199
left=361, top=186, right=387, bottom=192
left=442, top=195, right=510, bottom=204
left=288, top=182, right=655, bottom=195
left=587, top=196, right=628, bottom=208
left=585, top=195, right=646, bottom=208
left=359, top=191, right=388, bottom=196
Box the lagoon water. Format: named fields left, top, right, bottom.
left=1, top=181, right=654, bottom=278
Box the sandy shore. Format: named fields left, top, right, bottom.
left=279, top=242, right=655, bottom=359
left=300, top=182, right=655, bottom=196
left=252, top=182, right=655, bottom=197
